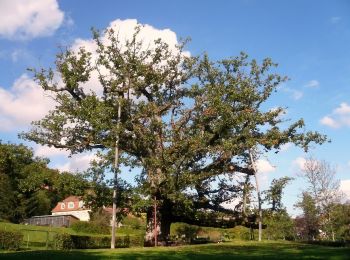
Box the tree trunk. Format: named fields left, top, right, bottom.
left=249, top=150, right=262, bottom=242
left=111, top=97, right=122, bottom=249
left=144, top=198, right=173, bottom=246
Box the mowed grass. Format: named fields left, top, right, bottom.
left=1, top=241, right=349, bottom=260
left=0, top=221, right=144, bottom=249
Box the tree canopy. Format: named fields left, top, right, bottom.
left=22, top=24, right=327, bottom=240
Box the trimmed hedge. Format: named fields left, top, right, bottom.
left=0, top=230, right=23, bottom=250
left=305, top=240, right=348, bottom=247
left=70, top=221, right=110, bottom=234
left=54, top=233, right=144, bottom=250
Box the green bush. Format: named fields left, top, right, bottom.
left=70, top=221, right=110, bottom=235
left=55, top=233, right=74, bottom=250
left=305, top=240, right=347, bottom=247
left=0, top=230, right=23, bottom=250
left=227, top=226, right=254, bottom=240
left=121, top=215, right=145, bottom=230
left=54, top=233, right=144, bottom=249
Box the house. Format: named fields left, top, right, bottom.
left=51, top=195, right=91, bottom=221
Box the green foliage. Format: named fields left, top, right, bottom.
left=295, top=192, right=319, bottom=240
left=22, top=24, right=327, bottom=238
left=0, top=230, right=23, bottom=250
left=173, top=223, right=199, bottom=242
left=171, top=223, right=254, bottom=242
left=263, top=210, right=295, bottom=240
left=121, top=215, right=146, bottom=230
left=54, top=233, right=143, bottom=249
left=264, top=177, right=293, bottom=211
left=226, top=226, right=253, bottom=241
left=70, top=221, right=110, bottom=235
left=0, top=141, right=89, bottom=223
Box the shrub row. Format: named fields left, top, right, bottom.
left=0, top=230, right=23, bottom=250
left=305, top=240, right=348, bottom=247
left=70, top=221, right=110, bottom=234
left=54, top=233, right=144, bottom=250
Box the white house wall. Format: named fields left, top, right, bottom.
left=52, top=210, right=91, bottom=221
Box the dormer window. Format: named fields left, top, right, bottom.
left=68, top=202, right=74, bottom=209
left=61, top=203, right=65, bottom=209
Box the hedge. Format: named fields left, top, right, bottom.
left=305, top=240, right=348, bottom=247
left=70, top=221, right=110, bottom=234
left=54, top=233, right=144, bottom=250
left=0, top=230, right=23, bottom=250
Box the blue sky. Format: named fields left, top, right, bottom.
left=0, top=0, right=349, bottom=215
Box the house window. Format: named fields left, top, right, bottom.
left=79, top=201, right=83, bottom=208
left=61, top=203, right=65, bottom=209
left=68, top=202, right=74, bottom=209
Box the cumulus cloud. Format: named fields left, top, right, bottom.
left=0, top=74, right=55, bottom=131
left=71, top=19, right=188, bottom=96
left=280, top=143, right=292, bottom=152
left=256, top=159, right=275, bottom=173
left=292, top=157, right=306, bottom=171
left=0, top=0, right=64, bottom=40
left=255, top=159, right=276, bottom=189
left=54, top=153, right=97, bottom=173
left=34, top=145, right=70, bottom=157
left=340, top=180, right=350, bottom=199
left=304, top=80, right=319, bottom=88
left=0, top=19, right=186, bottom=133
left=282, top=87, right=303, bottom=100
left=330, top=16, right=341, bottom=24
left=320, top=102, right=350, bottom=128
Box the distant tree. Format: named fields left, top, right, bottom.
left=262, top=176, right=294, bottom=240
left=264, top=209, right=295, bottom=240
left=298, top=158, right=341, bottom=240
left=295, top=192, right=319, bottom=240
left=264, top=177, right=293, bottom=212
left=0, top=141, right=88, bottom=223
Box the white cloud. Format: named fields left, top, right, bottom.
left=283, top=87, right=303, bottom=100
left=334, top=102, right=350, bottom=115
left=54, top=153, right=97, bottom=173
left=305, top=80, right=319, bottom=88
left=320, top=102, right=350, bottom=129
left=320, top=116, right=340, bottom=128
left=34, top=145, right=70, bottom=157
left=71, top=19, right=188, bottom=96
left=256, top=159, right=275, bottom=173
left=280, top=143, right=292, bottom=152
left=330, top=16, right=341, bottom=24
left=292, top=157, right=306, bottom=171
left=256, top=159, right=276, bottom=189
left=0, top=0, right=64, bottom=40
left=340, top=180, right=350, bottom=199
left=0, top=74, right=55, bottom=131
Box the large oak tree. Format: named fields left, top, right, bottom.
left=22, top=24, right=326, bottom=242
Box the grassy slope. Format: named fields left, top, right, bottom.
left=1, top=241, right=349, bottom=260
left=0, top=221, right=144, bottom=249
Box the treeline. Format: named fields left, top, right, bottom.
left=0, top=141, right=88, bottom=223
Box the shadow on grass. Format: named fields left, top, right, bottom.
left=1, top=242, right=349, bottom=260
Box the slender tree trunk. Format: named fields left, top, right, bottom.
left=154, top=196, right=158, bottom=247
left=243, top=175, right=250, bottom=218
left=249, top=151, right=262, bottom=242
left=111, top=98, right=122, bottom=249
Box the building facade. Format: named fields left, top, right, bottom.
left=51, top=196, right=91, bottom=221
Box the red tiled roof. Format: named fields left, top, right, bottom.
left=52, top=196, right=88, bottom=213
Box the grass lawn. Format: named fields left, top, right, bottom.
left=1, top=241, right=349, bottom=260
left=0, top=222, right=144, bottom=250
